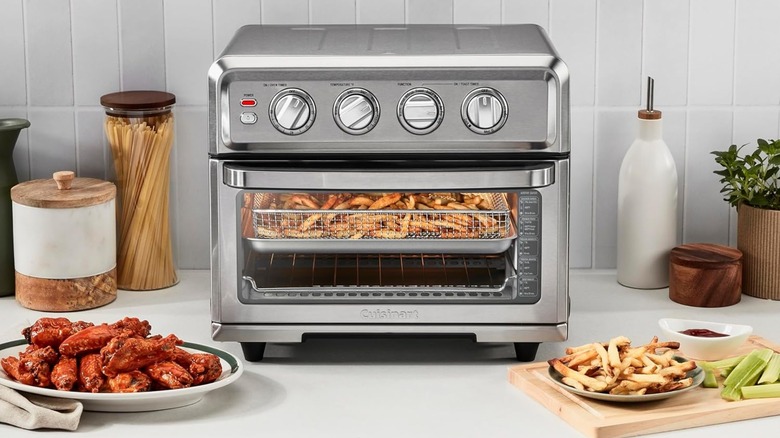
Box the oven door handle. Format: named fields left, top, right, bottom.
left=223, top=163, right=555, bottom=190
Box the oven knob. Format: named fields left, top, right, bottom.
left=269, top=88, right=316, bottom=135
left=333, top=88, right=380, bottom=135
left=397, top=88, right=444, bottom=135
left=461, top=88, right=509, bottom=134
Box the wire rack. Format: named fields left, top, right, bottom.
left=251, top=193, right=510, bottom=240
left=245, top=192, right=515, bottom=254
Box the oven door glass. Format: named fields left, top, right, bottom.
left=220, top=160, right=560, bottom=305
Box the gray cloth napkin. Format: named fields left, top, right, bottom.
left=0, top=385, right=82, bottom=431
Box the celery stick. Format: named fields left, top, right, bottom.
left=723, top=349, right=773, bottom=387
left=742, top=383, right=780, bottom=399
left=721, top=349, right=774, bottom=401
left=758, top=353, right=780, bottom=384
left=701, top=355, right=747, bottom=370
left=703, top=367, right=719, bottom=388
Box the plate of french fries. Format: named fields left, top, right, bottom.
left=547, top=336, right=704, bottom=402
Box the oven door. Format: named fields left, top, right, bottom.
left=210, top=158, right=569, bottom=334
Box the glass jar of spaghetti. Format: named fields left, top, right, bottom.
left=100, top=91, right=177, bottom=290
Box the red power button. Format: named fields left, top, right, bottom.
left=240, top=98, right=257, bottom=107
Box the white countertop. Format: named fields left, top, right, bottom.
left=2, top=270, right=780, bottom=437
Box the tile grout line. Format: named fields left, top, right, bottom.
left=69, top=0, right=80, bottom=176
left=21, top=0, right=32, bottom=180
left=590, top=0, right=601, bottom=268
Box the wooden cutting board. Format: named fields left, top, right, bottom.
left=508, top=335, right=780, bottom=438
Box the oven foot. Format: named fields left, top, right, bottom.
left=513, top=342, right=539, bottom=362
left=240, top=342, right=267, bottom=362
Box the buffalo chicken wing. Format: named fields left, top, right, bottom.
left=22, top=317, right=94, bottom=349
left=172, top=347, right=222, bottom=385
left=107, top=370, right=152, bottom=393
left=51, top=356, right=78, bottom=391
left=145, top=361, right=193, bottom=389
left=59, top=317, right=150, bottom=357
left=101, top=334, right=182, bottom=377
left=79, top=353, right=104, bottom=393
left=0, top=345, right=58, bottom=387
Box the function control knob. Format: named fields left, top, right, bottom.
left=333, top=88, right=380, bottom=135
left=461, top=88, right=508, bottom=135
left=269, top=88, right=316, bottom=135
left=397, top=88, right=444, bottom=135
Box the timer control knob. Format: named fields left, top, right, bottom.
left=333, top=88, right=380, bottom=135
left=461, top=88, right=508, bottom=134
left=269, top=88, right=316, bottom=135
left=397, top=88, right=444, bottom=135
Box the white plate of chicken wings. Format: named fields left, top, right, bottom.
left=0, top=317, right=243, bottom=412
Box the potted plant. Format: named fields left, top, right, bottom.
left=712, top=138, right=780, bottom=299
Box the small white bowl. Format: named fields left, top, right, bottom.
left=658, top=318, right=753, bottom=361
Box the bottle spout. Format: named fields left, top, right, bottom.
left=638, top=77, right=662, bottom=120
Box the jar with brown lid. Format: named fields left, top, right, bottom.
left=101, top=90, right=178, bottom=290
left=669, top=243, right=742, bottom=307
left=11, top=171, right=117, bottom=311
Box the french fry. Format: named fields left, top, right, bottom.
left=549, top=359, right=608, bottom=392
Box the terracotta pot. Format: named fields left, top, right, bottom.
left=737, top=203, right=780, bottom=299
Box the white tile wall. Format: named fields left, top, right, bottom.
left=1, top=0, right=779, bottom=269
left=688, top=0, right=735, bottom=105
left=502, top=0, right=548, bottom=28
left=213, top=0, right=262, bottom=57
left=596, top=0, right=642, bottom=107
left=72, top=0, right=120, bottom=107
left=734, top=0, right=780, bottom=105
left=310, top=0, right=356, bottom=24
left=684, top=110, right=733, bottom=244
left=454, top=0, right=500, bottom=24
left=549, top=0, right=596, bottom=106
left=25, top=0, right=74, bottom=106
left=356, top=0, right=404, bottom=25
left=119, top=0, right=166, bottom=91
left=0, top=0, right=26, bottom=106
left=164, top=0, right=214, bottom=106
left=642, top=0, right=689, bottom=107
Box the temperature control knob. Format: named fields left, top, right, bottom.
left=333, top=88, right=380, bottom=135
left=269, top=88, right=316, bottom=135
left=461, top=88, right=508, bottom=134
left=397, top=88, right=444, bottom=135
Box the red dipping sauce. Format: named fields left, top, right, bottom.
left=680, top=328, right=728, bottom=338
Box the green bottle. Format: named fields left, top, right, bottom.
left=0, top=118, right=30, bottom=296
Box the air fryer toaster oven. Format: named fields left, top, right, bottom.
left=209, top=24, right=570, bottom=361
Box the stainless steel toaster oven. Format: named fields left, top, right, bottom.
left=208, top=24, right=570, bottom=361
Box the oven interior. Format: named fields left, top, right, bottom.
left=237, top=189, right=541, bottom=304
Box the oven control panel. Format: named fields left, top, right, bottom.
left=222, top=75, right=556, bottom=151
left=516, top=190, right=541, bottom=298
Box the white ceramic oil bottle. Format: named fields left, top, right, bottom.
left=617, top=77, right=678, bottom=289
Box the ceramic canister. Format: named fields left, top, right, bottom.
left=10, top=171, right=117, bottom=311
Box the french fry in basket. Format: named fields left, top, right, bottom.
left=548, top=336, right=694, bottom=396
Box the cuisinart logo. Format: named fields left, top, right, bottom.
left=360, top=308, right=420, bottom=320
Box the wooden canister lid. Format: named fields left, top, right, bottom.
left=11, top=171, right=116, bottom=209
left=100, top=90, right=176, bottom=111
left=670, top=243, right=742, bottom=269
